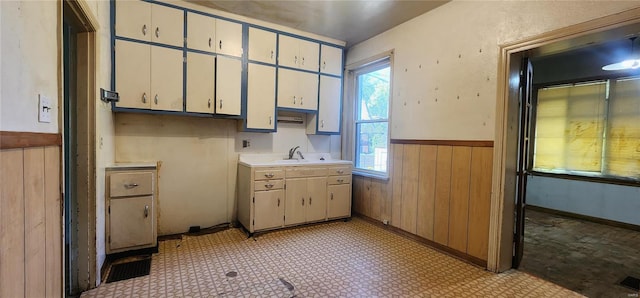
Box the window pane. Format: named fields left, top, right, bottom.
left=533, top=82, right=606, bottom=173
left=355, top=122, right=388, bottom=172
left=357, top=67, right=390, bottom=121
left=607, top=78, right=640, bottom=179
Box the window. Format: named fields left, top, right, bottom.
left=353, top=60, right=391, bottom=175
left=533, top=77, right=640, bottom=181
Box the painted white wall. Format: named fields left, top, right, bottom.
left=527, top=176, right=640, bottom=226
left=346, top=1, right=640, bottom=141
left=1, top=1, right=59, bottom=133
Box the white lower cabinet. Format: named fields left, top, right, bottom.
left=106, top=164, right=158, bottom=254
left=238, top=163, right=351, bottom=234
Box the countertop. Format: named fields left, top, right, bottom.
left=238, top=153, right=352, bottom=167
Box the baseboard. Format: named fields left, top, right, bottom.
left=354, top=213, right=487, bottom=268
left=527, top=205, right=640, bottom=232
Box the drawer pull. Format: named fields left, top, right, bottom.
left=155, top=27, right=160, bottom=38
left=144, top=205, right=149, bottom=218
left=330, top=192, right=334, bottom=200
left=337, top=169, right=344, bottom=174
left=142, top=24, right=147, bottom=36
left=301, top=198, right=304, bottom=206
left=337, top=179, right=344, bottom=183
left=265, top=183, right=274, bottom=189
left=209, top=37, right=212, bottom=48
left=124, top=183, right=139, bottom=189
left=277, top=198, right=280, bottom=207
left=309, top=197, right=312, bottom=205
left=265, top=173, right=274, bottom=178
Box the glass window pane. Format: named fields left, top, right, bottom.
left=357, top=67, right=390, bottom=121
left=355, top=122, right=388, bottom=172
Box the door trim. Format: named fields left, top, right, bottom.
left=489, top=7, right=640, bottom=272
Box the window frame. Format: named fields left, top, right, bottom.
left=346, top=54, right=393, bottom=179
left=530, top=76, right=640, bottom=187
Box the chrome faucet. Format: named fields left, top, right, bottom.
left=297, top=150, right=305, bottom=160
left=288, top=146, right=301, bottom=159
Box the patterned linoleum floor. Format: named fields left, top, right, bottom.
left=82, top=218, right=582, bottom=297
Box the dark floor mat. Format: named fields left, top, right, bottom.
left=106, top=259, right=151, bottom=283
left=620, top=276, right=640, bottom=291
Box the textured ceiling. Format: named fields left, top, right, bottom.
left=187, top=0, right=449, bottom=47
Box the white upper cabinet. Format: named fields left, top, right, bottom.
left=116, top=1, right=184, bottom=47
left=187, top=12, right=216, bottom=52
left=317, top=76, right=341, bottom=133
left=320, top=44, right=343, bottom=76
left=115, top=0, right=151, bottom=42
left=248, top=27, right=276, bottom=64
left=247, top=63, right=276, bottom=130
left=215, top=19, right=243, bottom=57
left=115, top=40, right=151, bottom=109
left=278, top=35, right=319, bottom=72
left=215, top=56, right=242, bottom=115
left=186, top=52, right=215, bottom=114
left=277, top=68, right=318, bottom=111
left=150, top=46, right=184, bottom=111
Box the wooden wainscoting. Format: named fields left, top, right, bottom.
left=353, top=140, right=493, bottom=265
left=0, top=145, right=62, bottom=297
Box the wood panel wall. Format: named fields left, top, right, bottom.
left=353, top=142, right=493, bottom=264
left=0, top=146, right=62, bottom=297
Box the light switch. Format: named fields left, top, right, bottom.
left=39, top=94, right=52, bottom=123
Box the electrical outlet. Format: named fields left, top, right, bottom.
left=242, top=139, right=251, bottom=148
left=38, top=94, right=52, bottom=123
left=382, top=219, right=389, bottom=225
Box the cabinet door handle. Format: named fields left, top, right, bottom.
left=321, top=120, right=324, bottom=128
left=124, top=183, right=139, bottom=189
left=293, top=96, right=296, bottom=105
left=309, top=197, right=312, bottom=205
left=142, top=24, right=147, bottom=36
left=301, top=198, right=304, bottom=206
left=155, top=27, right=160, bottom=38
left=142, top=93, right=147, bottom=103
left=209, top=37, right=212, bottom=48
left=154, top=94, right=158, bottom=105
left=323, top=61, right=326, bottom=69
left=300, top=97, right=303, bottom=105
left=265, top=183, right=274, bottom=189
left=277, top=198, right=280, bottom=207
left=208, top=98, right=211, bottom=108
left=219, top=40, right=222, bottom=49
left=331, top=192, right=334, bottom=200
left=144, top=205, right=149, bottom=218
left=301, top=57, right=305, bottom=65
left=269, top=116, right=272, bottom=125
left=265, top=173, right=274, bottom=178
left=294, top=56, right=297, bottom=64
left=219, top=100, right=223, bottom=109
left=270, top=50, right=273, bottom=59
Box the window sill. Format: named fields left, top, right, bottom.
left=352, top=169, right=390, bottom=181
left=530, top=171, right=640, bottom=187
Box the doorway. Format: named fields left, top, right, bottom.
left=62, top=0, right=98, bottom=295
left=501, top=15, right=640, bottom=297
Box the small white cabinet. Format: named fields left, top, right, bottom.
left=215, top=19, right=243, bottom=57
left=277, top=68, right=318, bottom=111
left=115, top=40, right=183, bottom=111
left=106, top=165, right=158, bottom=254
left=187, top=12, right=243, bottom=57
left=278, top=35, right=319, bottom=72
left=246, top=63, right=276, bottom=130
left=215, top=56, right=242, bottom=115
left=248, top=27, right=276, bottom=64
left=308, top=75, right=342, bottom=134
left=284, top=176, right=327, bottom=226
left=327, top=167, right=352, bottom=219
left=186, top=52, right=215, bottom=113
left=116, top=0, right=184, bottom=47
left=320, top=44, right=343, bottom=76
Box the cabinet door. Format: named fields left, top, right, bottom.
left=320, top=44, right=342, bottom=76
left=277, top=68, right=299, bottom=109
left=109, top=196, right=154, bottom=251
left=215, top=19, right=243, bottom=57
left=248, top=27, right=276, bottom=64
left=278, top=35, right=299, bottom=69
left=186, top=52, right=215, bottom=113
left=187, top=12, right=215, bottom=52
left=298, top=39, right=319, bottom=72
left=284, top=178, right=306, bottom=226
left=151, top=46, right=183, bottom=111
left=254, top=190, right=284, bottom=231
left=150, top=4, right=184, bottom=47
left=115, top=0, right=151, bottom=41
left=215, top=56, right=242, bottom=115
left=115, top=40, right=150, bottom=109
left=328, top=184, right=351, bottom=219
left=306, top=177, right=327, bottom=222
left=317, top=76, right=341, bottom=132
left=298, top=72, right=319, bottom=111
left=247, top=63, right=275, bottom=129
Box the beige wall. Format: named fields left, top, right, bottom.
left=1, top=1, right=59, bottom=133
left=346, top=0, right=640, bottom=141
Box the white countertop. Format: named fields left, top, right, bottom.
left=238, top=153, right=352, bottom=167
